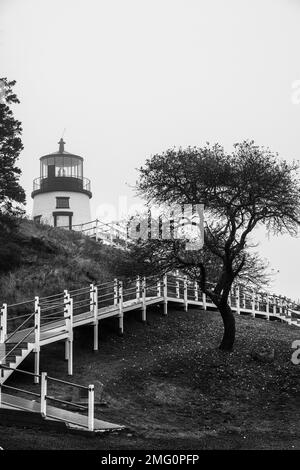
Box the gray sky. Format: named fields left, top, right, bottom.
left=1, top=0, right=300, bottom=300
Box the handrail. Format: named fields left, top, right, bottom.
left=0, top=364, right=41, bottom=378
left=71, top=291, right=90, bottom=299
left=40, top=305, right=64, bottom=314
left=6, top=299, right=34, bottom=309
left=2, top=384, right=41, bottom=398
left=69, top=286, right=91, bottom=294
left=97, top=291, right=116, bottom=299
left=41, top=310, right=64, bottom=320
left=73, top=304, right=93, bottom=312
left=39, top=292, right=64, bottom=301
left=0, top=364, right=90, bottom=393
left=47, top=375, right=89, bottom=390
left=41, top=316, right=64, bottom=323
left=5, top=312, right=35, bottom=343
left=7, top=312, right=34, bottom=322
left=98, top=297, right=115, bottom=304
left=72, top=297, right=92, bottom=305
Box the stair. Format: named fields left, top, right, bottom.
left=0, top=342, right=34, bottom=384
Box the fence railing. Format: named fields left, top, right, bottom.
left=0, top=365, right=95, bottom=431
left=0, top=272, right=299, bottom=431
left=59, top=218, right=130, bottom=249
left=1, top=276, right=299, bottom=350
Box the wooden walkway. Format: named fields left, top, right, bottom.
left=0, top=273, right=299, bottom=432
left=0, top=392, right=123, bottom=432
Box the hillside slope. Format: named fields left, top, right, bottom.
left=1, top=306, right=299, bottom=449
left=0, top=219, right=128, bottom=305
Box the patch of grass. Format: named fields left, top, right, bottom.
left=0, top=219, right=128, bottom=305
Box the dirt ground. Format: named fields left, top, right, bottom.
left=1, top=305, right=300, bottom=450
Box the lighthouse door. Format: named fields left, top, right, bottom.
left=53, top=211, right=73, bottom=229
left=56, top=215, right=69, bottom=227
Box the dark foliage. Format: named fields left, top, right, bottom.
left=130, top=141, right=300, bottom=350
left=0, top=78, right=26, bottom=272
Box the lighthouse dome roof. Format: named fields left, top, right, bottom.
left=40, top=138, right=83, bottom=161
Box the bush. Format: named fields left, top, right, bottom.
left=0, top=240, right=22, bottom=272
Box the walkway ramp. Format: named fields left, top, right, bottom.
left=0, top=273, right=299, bottom=434
left=0, top=392, right=124, bottom=432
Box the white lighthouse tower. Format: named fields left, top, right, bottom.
left=31, top=139, right=92, bottom=228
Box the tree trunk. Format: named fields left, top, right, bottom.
left=218, top=302, right=235, bottom=351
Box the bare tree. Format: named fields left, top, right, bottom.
left=126, top=141, right=300, bottom=351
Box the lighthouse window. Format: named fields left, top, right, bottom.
left=56, top=197, right=70, bottom=209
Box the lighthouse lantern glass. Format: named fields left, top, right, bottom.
left=40, top=156, right=83, bottom=179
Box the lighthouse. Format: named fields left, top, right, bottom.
left=31, top=139, right=92, bottom=228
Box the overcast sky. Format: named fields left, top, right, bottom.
left=1, top=0, right=300, bottom=300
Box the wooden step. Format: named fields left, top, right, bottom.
left=1, top=347, right=24, bottom=356
left=5, top=342, right=29, bottom=349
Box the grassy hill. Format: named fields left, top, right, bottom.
left=0, top=305, right=299, bottom=450
left=0, top=219, right=128, bottom=305
left=0, top=218, right=299, bottom=450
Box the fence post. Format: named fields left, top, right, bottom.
left=176, top=278, right=180, bottom=299
left=163, top=274, right=168, bottom=315
left=251, top=290, right=256, bottom=317
left=285, top=302, right=291, bottom=324
left=136, top=276, right=140, bottom=301
left=257, top=293, right=260, bottom=313
left=194, top=281, right=198, bottom=302
left=88, top=384, right=95, bottom=432
left=118, top=281, right=124, bottom=336
left=91, top=284, right=98, bottom=351
left=68, top=297, right=73, bottom=375
left=64, top=291, right=73, bottom=375
left=202, top=291, right=207, bottom=311
left=236, top=286, right=240, bottom=314
left=183, top=276, right=188, bottom=312
left=279, top=296, right=283, bottom=316
left=114, top=279, right=118, bottom=306
left=157, top=278, right=162, bottom=298
left=40, top=372, right=47, bottom=417
left=141, top=277, right=147, bottom=322
left=95, top=219, right=99, bottom=242
left=283, top=298, right=287, bottom=317
left=0, top=304, right=7, bottom=344
left=266, top=294, right=270, bottom=320
left=273, top=296, right=276, bottom=315
left=284, top=299, right=290, bottom=322
left=34, top=297, right=40, bottom=384
left=242, top=291, right=246, bottom=310
left=64, top=290, right=69, bottom=361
